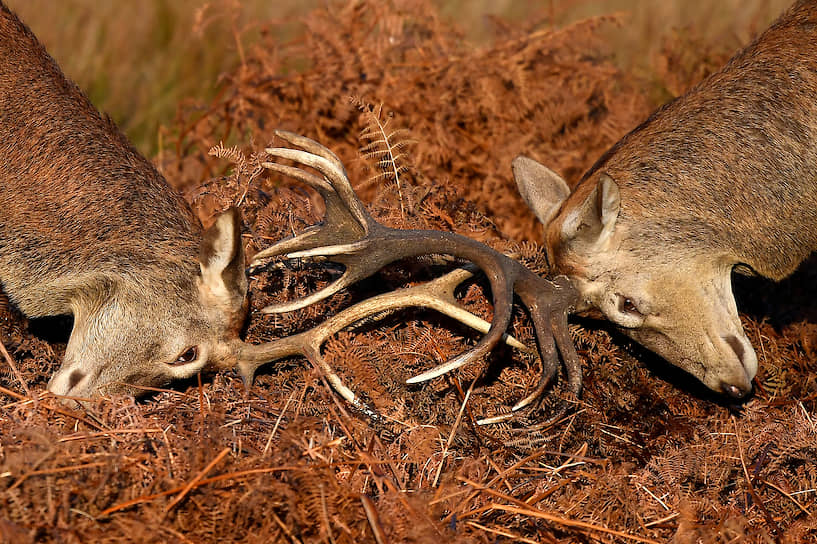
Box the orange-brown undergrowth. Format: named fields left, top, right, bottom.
left=2, top=1, right=816, bottom=542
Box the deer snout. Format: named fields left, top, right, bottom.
left=718, top=333, right=757, bottom=399
left=721, top=382, right=749, bottom=399
left=47, top=365, right=94, bottom=401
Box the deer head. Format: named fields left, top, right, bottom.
left=513, top=156, right=757, bottom=399
left=46, top=208, right=249, bottom=399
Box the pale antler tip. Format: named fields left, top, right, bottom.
left=238, top=363, right=256, bottom=390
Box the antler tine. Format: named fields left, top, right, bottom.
left=252, top=155, right=369, bottom=265
left=261, top=147, right=370, bottom=231
left=403, top=262, right=580, bottom=424
left=238, top=267, right=528, bottom=419
left=270, top=129, right=370, bottom=233
left=516, top=274, right=582, bottom=396
left=251, top=146, right=379, bottom=313
left=251, top=134, right=405, bottom=314
left=271, top=130, right=370, bottom=231
left=272, top=129, right=345, bottom=177
left=546, top=281, right=583, bottom=395
left=250, top=162, right=347, bottom=262
left=250, top=127, right=374, bottom=266
left=246, top=130, right=582, bottom=423
left=475, top=275, right=580, bottom=426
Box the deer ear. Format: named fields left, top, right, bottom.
left=512, top=155, right=571, bottom=226
left=198, top=207, right=247, bottom=309
left=560, top=173, right=620, bottom=249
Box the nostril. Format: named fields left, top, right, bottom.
left=68, top=370, right=85, bottom=390
left=722, top=382, right=750, bottom=399
left=723, top=334, right=745, bottom=364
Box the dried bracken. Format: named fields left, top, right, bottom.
left=1, top=0, right=815, bottom=543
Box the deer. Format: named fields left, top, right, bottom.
left=0, top=2, right=579, bottom=419
left=512, top=0, right=817, bottom=400
left=0, top=1, right=250, bottom=399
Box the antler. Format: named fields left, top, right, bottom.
left=239, top=130, right=581, bottom=422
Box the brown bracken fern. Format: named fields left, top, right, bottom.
left=2, top=1, right=814, bottom=543
left=352, top=96, right=417, bottom=219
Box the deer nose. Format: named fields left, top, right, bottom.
left=47, top=366, right=91, bottom=399
left=721, top=381, right=751, bottom=399
left=719, top=334, right=756, bottom=399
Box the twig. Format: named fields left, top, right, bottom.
left=432, top=379, right=473, bottom=488
left=760, top=478, right=812, bottom=516
left=487, top=503, right=661, bottom=544
left=361, top=495, right=388, bottom=544
left=58, top=428, right=164, bottom=442
left=644, top=512, right=680, bottom=528
left=44, top=401, right=108, bottom=431
left=484, top=455, right=513, bottom=493
left=7, top=441, right=53, bottom=494
left=263, top=388, right=297, bottom=457
left=465, top=521, right=540, bottom=544
left=8, top=460, right=103, bottom=492
left=197, top=371, right=206, bottom=425
left=0, top=336, right=31, bottom=398
left=121, top=383, right=194, bottom=397
left=165, top=447, right=230, bottom=512
left=443, top=445, right=600, bottom=521
left=100, top=462, right=386, bottom=516
left=733, top=416, right=782, bottom=541
left=160, top=526, right=197, bottom=544
left=636, top=482, right=670, bottom=511
left=0, top=383, right=26, bottom=401
left=271, top=510, right=303, bottom=544
left=0, top=386, right=107, bottom=431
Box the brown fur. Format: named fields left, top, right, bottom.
left=0, top=2, right=248, bottom=398
left=515, top=0, right=817, bottom=397
left=580, top=0, right=817, bottom=280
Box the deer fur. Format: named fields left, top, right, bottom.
left=0, top=2, right=248, bottom=399
left=513, top=0, right=817, bottom=399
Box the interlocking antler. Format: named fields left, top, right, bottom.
left=238, top=130, right=581, bottom=422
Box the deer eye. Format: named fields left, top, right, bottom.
left=171, top=346, right=199, bottom=365
left=617, top=295, right=644, bottom=317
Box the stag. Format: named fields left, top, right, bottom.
left=512, top=0, right=817, bottom=399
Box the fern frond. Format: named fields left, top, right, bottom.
left=208, top=141, right=246, bottom=168
left=351, top=96, right=417, bottom=218
left=208, top=142, right=265, bottom=206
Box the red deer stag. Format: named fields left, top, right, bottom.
left=513, top=0, right=817, bottom=399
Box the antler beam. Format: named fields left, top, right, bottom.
left=239, top=130, right=581, bottom=422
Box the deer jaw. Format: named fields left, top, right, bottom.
left=513, top=157, right=757, bottom=398
left=47, top=209, right=248, bottom=399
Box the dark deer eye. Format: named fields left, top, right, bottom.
left=172, top=346, right=199, bottom=365
left=617, top=295, right=643, bottom=317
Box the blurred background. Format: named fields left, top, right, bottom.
left=5, top=0, right=792, bottom=156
